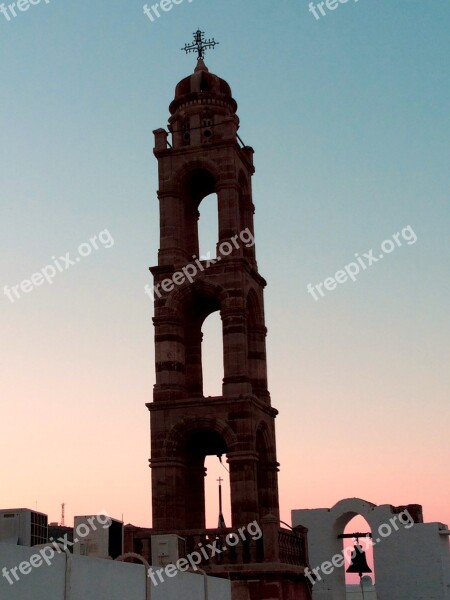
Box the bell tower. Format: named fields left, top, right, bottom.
left=147, top=32, right=311, bottom=600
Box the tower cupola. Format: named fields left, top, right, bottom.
left=168, top=59, right=239, bottom=148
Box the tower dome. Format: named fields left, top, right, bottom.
left=169, top=59, right=237, bottom=115
left=168, top=59, right=239, bottom=148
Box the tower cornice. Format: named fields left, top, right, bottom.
left=153, top=139, right=255, bottom=174
left=146, top=393, right=278, bottom=418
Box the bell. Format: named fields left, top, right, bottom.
left=346, top=544, right=372, bottom=577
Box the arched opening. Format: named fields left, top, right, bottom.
left=204, top=455, right=231, bottom=529
left=198, top=192, right=219, bottom=260
left=201, top=310, right=223, bottom=397
left=343, top=515, right=376, bottom=592
left=183, top=287, right=220, bottom=398
left=182, top=429, right=230, bottom=531
left=181, top=169, right=217, bottom=258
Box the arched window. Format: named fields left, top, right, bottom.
left=182, top=118, right=191, bottom=145
left=198, top=192, right=219, bottom=260
left=201, top=109, right=214, bottom=143
left=181, top=169, right=217, bottom=258
left=183, top=429, right=229, bottom=530
left=183, top=288, right=220, bottom=398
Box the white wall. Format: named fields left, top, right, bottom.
left=0, top=543, right=67, bottom=600
left=292, top=498, right=450, bottom=600
left=377, top=522, right=450, bottom=600
left=346, top=584, right=377, bottom=599
left=0, top=542, right=231, bottom=600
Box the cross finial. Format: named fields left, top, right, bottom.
left=182, top=29, right=219, bottom=60
left=217, top=476, right=223, bottom=485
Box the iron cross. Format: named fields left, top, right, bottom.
left=182, top=29, right=219, bottom=60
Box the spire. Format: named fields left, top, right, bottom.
left=194, top=58, right=209, bottom=73
left=217, top=476, right=226, bottom=529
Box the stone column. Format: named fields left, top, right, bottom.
left=153, top=315, right=185, bottom=402
left=150, top=457, right=186, bottom=531
left=248, top=324, right=269, bottom=397
left=157, top=191, right=186, bottom=265
left=259, top=464, right=280, bottom=520
left=184, top=461, right=207, bottom=529
left=217, top=182, right=241, bottom=246
left=228, top=451, right=259, bottom=526
left=222, top=308, right=252, bottom=397
left=185, top=326, right=203, bottom=397
left=261, top=514, right=280, bottom=563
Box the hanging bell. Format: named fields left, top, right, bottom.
left=346, top=544, right=372, bottom=577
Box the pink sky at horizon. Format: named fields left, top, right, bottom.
left=1, top=268, right=449, bottom=533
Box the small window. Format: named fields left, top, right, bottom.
left=182, top=119, right=191, bottom=145
left=200, top=73, right=211, bottom=92
left=202, top=118, right=213, bottom=142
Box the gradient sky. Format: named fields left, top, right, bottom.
left=1, top=0, right=449, bottom=572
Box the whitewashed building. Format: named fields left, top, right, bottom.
left=292, top=498, right=450, bottom=600
left=0, top=541, right=231, bottom=600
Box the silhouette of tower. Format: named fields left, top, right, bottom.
left=147, top=44, right=311, bottom=600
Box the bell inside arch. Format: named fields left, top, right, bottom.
left=346, top=544, right=373, bottom=577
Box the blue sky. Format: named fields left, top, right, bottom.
left=1, top=0, right=449, bottom=533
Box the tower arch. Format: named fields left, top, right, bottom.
left=156, top=416, right=239, bottom=530
left=163, top=416, right=239, bottom=457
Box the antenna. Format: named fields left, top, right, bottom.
left=61, top=503, right=65, bottom=527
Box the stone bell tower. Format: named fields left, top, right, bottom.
left=147, top=32, right=311, bottom=600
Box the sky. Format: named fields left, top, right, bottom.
left=1, top=0, right=449, bottom=577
